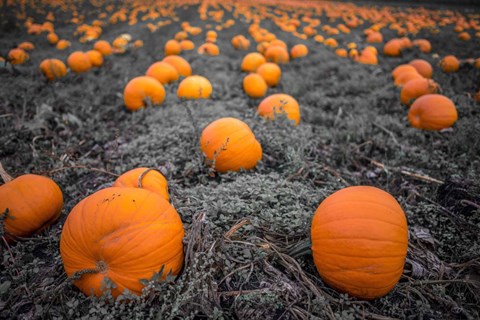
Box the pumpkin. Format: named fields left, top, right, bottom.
left=366, top=31, right=383, bottom=43
left=0, top=174, right=63, bottom=239
left=458, top=32, right=471, bottom=41
left=356, top=51, right=378, bottom=65
left=392, top=64, right=418, bottom=80
left=243, top=73, right=268, bottom=98
left=56, top=39, right=71, bottom=50
left=408, top=59, right=433, bottom=78
left=60, top=187, right=184, bottom=298
left=67, top=51, right=92, bottom=74
left=241, top=52, right=266, bottom=72
left=200, top=117, right=262, bottom=172
left=162, top=55, right=192, bottom=77
left=257, top=94, right=300, bottom=125
left=383, top=39, right=403, bottom=56
left=165, top=39, right=182, bottom=56
left=86, top=50, right=104, bottom=68
left=113, top=168, right=169, bottom=201
left=324, top=38, right=338, bottom=48
left=264, top=45, right=290, bottom=64
left=146, top=62, right=179, bottom=85
left=40, top=59, right=67, bottom=81
left=394, top=71, right=423, bottom=87
left=177, top=75, right=212, bottom=100
left=8, top=48, right=29, bottom=65
left=256, top=62, right=281, bottom=87
left=408, top=94, right=458, bottom=130
left=123, top=76, right=166, bottom=111
left=290, top=44, right=308, bottom=59
left=180, top=40, right=195, bottom=51
left=400, top=78, right=439, bottom=106
left=47, top=33, right=59, bottom=45
left=93, top=40, right=113, bottom=56
left=335, top=48, right=348, bottom=58
left=413, top=39, right=431, bottom=53
left=175, top=31, right=188, bottom=41
left=197, top=43, right=220, bottom=56
left=18, top=41, right=35, bottom=51
left=311, top=186, right=408, bottom=300
left=440, top=55, right=460, bottom=73
left=231, top=35, right=250, bottom=50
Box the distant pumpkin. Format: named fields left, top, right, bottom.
left=243, top=73, right=268, bottom=98
left=146, top=61, right=179, bottom=84
left=408, top=94, right=458, bottom=130
left=409, top=59, right=433, bottom=78
left=40, top=59, right=67, bottom=81
left=290, top=44, right=309, bottom=59
left=86, top=50, right=104, bottom=67
left=200, top=117, right=262, bottom=172
left=440, top=55, right=460, bottom=73
left=162, top=55, right=192, bottom=77
left=165, top=39, right=182, bottom=56
left=56, top=39, right=71, bottom=50
left=177, top=75, right=213, bottom=100
left=257, top=94, right=300, bottom=125
left=8, top=48, right=29, bottom=65
left=264, top=45, right=290, bottom=64
left=18, top=41, right=35, bottom=51
left=47, top=33, right=59, bottom=45
left=197, top=43, right=219, bottom=56
left=241, top=52, right=266, bottom=72
left=256, top=62, right=281, bottom=87
left=67, top=51, right=92, bottom=74
left=93, top=40, right=113, bottom=56
left=123, top=76, right=166, bottom=111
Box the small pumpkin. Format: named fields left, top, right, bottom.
left=408, top=59, right=433, bottom=78
left=392, top=64, right=418, bottom=80
left=413, top=39, right=431, bottom=53
left=56, top=39, right=71, bottom=50
left=394, top=71, right=423, bottom=87
left=231, top=35, right=250, bottom=50
left=311, top=186, right=408, bottom=300
left=0, top=172, right=63, bottom=240
left=18, top=41, right=35, bottom=51
left=60, top=187, right=184, bottom=298
left=200, top=117, right=262, bottom=173
left=439, top=55, right=460, bottom=73
left=177, top=75, right=212, bottom=100
left=86, top=50, right=104, bottom=68
left=40, top=59, right=67, bottom=81
left=256, top=62, right=281, bottom=87
left=146, top=61, right=179, bottom=84
left=197, top=43, right=220, bottom=56
left=257, top=94, right=300, bottom=125
left=383, top=39, right=403, bottom=57
left=123, top=76, right=166, bottom=111
left=113, top=168, right=169, bottom=201
left=366, top=31, right=383, bottom=43
left=47, top=33, right=59, bottom=45
left=264, top=45, right=290, bottom=64
left=162, top=55, right=192, bottom=77
left=241, top=52, right=266, bottom=72
left=67, top=51, right=92, bottom=74
left=8, top=48, right=29, bottom=65
left=180, top=40, right=195, bottom=51
left=408, top=94, right=458, bottom=130
left=400, top=78, right=439, bottom=106
left=290, top=44, right=308, bottom=59
left=93, top=40, right=113, bottom=56
left=243, top=73, right=268, bottom=98
left=165, top=39, right=182, bottom=56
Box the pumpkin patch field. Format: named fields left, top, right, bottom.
left=1, top=0, right=480, bottom=318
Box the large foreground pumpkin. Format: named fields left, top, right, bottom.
left=60, top=187, right=184, bottom=298
left=311, top=186, right=408, bottom=300
left=0, top=174, right=63, bottom=239
left=200, top=117, right=262, bottom=173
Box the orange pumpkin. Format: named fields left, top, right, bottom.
left=18, top=41, right=35, bottom=51
left=113, top=168, right=169, bottom=201
left=290, top=44, right=309, bottom=59
left=200, top=117, right=262, bottom=172
left=400, top=78, right=439, bottom=106
left=392, top=64, right=418, bottom=80
left=408, top=94, right=458, bottom=130
left=366, top=31, right=383, bottom=43
left=311, top=186, right=408, bottom=300
left=257, top=94, right=300, bottom=125
left=56, top=39, right=71, bottom=50
left=243, top=73, right=268, bottom=98
left=93, top=40, right=113, bottom=56
left=86, top=50, right=104, bottom=68
left=67, top=51, right=92, bottom=74
left=0, top=174, right=63, bottom=239
left=165, top=39, right=182, bottom=56
left=47, top=33, right=59, bottom=45
left=177, top=75, right=213, bottom=99
left=409, top=59, right=433, bottom=78
left=383, top=39, right=403, bottom=57
left=8, top=48, right=29, bottom=65
left=180, top=40, right=195, bottom=51
left=413, top=39, right=431, bottom=53
left=123, top=76, right=166, bottom=111
left=231, top=35, right=250, bottom=50
left=264, top=45, right=290, bottom=64
left=146, top=61, right=179, bottom=84
left=440, top=55, right=460, bottom=73
left=60, top=187, right=184, bottom=298
left=394, top=71, right=423, bottom=87
left=162, top=55, right=192, bottom=77
left=241, top=52, right=266, bottom=72
left=256, top=62, right=281, bottom=87
left=197, top=43, right=220, bottom=56
left=39, top=59, right=67, bottom=81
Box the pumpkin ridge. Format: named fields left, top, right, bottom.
left=318, top=261, right=405, bottom=275
left=312, top=237, right=408, bottom=244
left=321, top=269, right=403, bottom=290
left=313, top=250, right=406, bottom=259
left=313, top=217, right=407, bottom=231
left=319, top=199, right=404, bottom=217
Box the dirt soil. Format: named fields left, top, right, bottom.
left=0, top=1, right=479, bottom=319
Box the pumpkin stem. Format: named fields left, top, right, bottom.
left=287, top=238, right=312, bottom=258
left=69, top=260, right=108, bottom=281
left=137, top=168, right=156, bottom=188
left=0, top=162, right=13, bottom=183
